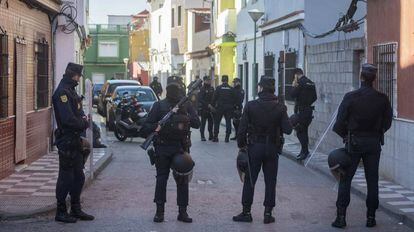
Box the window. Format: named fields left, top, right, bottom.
left=264, top=52, right=275, bottom=78
left=98, top=41, right=118, bottom=57
left=241, top=0, right=247, bottom=8
left=0, top=32, right=8, bottom=118
left=35, top=39, right=49, bottom=109
left=171, top=8, right=175, bottom=27
left=158, top=15, right=162, bottom=33
left=178, top=6, right=182, bottom=26
left=278, top=51, right=297, bottom=101
left=373, top=43, right=397, bottom=115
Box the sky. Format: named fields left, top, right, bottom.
left=89, top=0, right=148, bottom=24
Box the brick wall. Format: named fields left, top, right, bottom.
left=306, top=37, right=365, bottom=152
left=0, top=118, right=15, bottom=179
left=0, top=0, right=54, bottom=177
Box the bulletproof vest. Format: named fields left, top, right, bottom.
left=247, top=99, right=281, bottom=145
left=216, top=84, right=234, bottom=107
left=297, top=77, right=317, bottom=106
left=158, top=100, right=190, bottom=141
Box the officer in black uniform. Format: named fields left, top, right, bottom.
left=52, top=63, right=95, bottom=223
left=231, top=78, right=245, bottom=140
left=198, top=76, right=215, bottom=141
left=188, top=75, right=201, bottom=111
left=142, top=76, right=200, bottom=223
left=290, top=68, right=317, bottom=160
left=233, top=76, right=292, bottom=224
left=150, top=76, right=163, bottom=97
left=212, top=75, right=236, bottom=143
left=331, top=64, right=393, bottom=229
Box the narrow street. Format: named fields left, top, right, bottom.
left=0, top=131, right=411, bottom=232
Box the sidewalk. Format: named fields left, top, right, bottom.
left=282, top=134, right=414, bottom=229
left=0, top=148, right=112, bottom=220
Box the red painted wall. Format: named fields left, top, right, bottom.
left=367, top=0, right=414, bottom=120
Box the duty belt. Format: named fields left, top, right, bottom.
left=249, top=134, right=278, bottom=144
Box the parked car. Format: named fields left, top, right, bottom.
left=106, top=85, right=158, bottom=131
left=97, top=80, right=140, bottom=117
left=92, top=83, right=104, bottom=106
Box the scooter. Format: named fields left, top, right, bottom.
left=114, top=95, right=148, bottom=142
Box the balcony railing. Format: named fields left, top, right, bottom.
left=88, top=24, right=129, bottom=34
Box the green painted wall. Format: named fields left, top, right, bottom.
left=84, top=24, right=130, bottom=82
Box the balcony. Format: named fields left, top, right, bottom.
left=88, top=24, right=129, bottom=34
left=216, top=9, right=236, bottom=38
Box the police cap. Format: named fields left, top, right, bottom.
left=361, top=63, right=378, bottom=82
left=221, top=75, right=229, bottom=83
left=203, top=75, right=211, bottom=81
left=65, top=62, right=83, bottom=77
left=233, top=78, right=241, bottom=83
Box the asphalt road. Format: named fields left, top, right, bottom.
left=1, top=131, right=412, bottom=232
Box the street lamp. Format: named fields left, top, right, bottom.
left=123, top=58, right=129, bottom=80
left=248, top=9, right=264, bottom=98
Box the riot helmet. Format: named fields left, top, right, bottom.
left=172, top=153, right=195, bottom=184
left=328, top=148, right=351, bottom=180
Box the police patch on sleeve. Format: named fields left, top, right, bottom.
left=60, top=95, right=68, bottom=103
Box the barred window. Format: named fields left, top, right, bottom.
left=35, top=39, right=49, bottom=109
left=0, top=32, right=8, bottom=118
left=373, top=43, right=397, bottom=115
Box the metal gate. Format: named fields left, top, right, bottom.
left=373, top=43, right=397, bottom=113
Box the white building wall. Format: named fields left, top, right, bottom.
left=236, top=0, right=265, bottom=100
left=149, top=0, right=172, bottom=89
left=55, top=0, right=88, bottom=90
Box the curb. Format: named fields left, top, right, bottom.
left=281, top=149, right=414, bottom=229
left=0, top=151, right=113, bottom=221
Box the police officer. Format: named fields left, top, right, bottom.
left=188, top=75, right=201, bottom=110
left=291, top=68, right=317, bottom=160
left=198, top=76, right=215, bottom=141
left=233, top=76, right=292, bottom=224
left=52, top=63, right=94, bottom=223
left=150, top=76, right=163, bottom=97
left=231, top=78, right=245, bottom=140
left=331, top=64, right=393, bottom=229
left=212, top=75, right=236, bottom=143
left=142, top=76, right=200, bottom=223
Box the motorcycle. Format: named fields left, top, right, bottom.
left=114, top=94, right=148, bottom=142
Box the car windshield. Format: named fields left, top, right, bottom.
left=108, top=83, right=139, bottom=94
left=116, top=88, right=156, bottom=102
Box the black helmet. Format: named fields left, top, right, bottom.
left=203, top=75, right=211, bottom=81
left=172, top=153, right=195, bottom=184
left=236, top=149, right=251, bottom=182
left=289, top=113, right=300, bottom=128
left=328, top=148, right=351, bottom=180
left=166, top=76, right=185, bottom=101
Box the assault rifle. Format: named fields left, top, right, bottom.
left=140, top=79, right=203, bottom=151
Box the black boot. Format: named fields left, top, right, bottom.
left=366, top=209, right=376, bottom=228
left=55, top=203, right=77, bottom=223
left=225, top=134, right=230, bottom=143
left=70, top=203, right=95, bottom=221
left=201, top=135, right=206, bottom=141
left=153, top=204, right=164, bottom=223
left=212, top=136, right=219, bottom=142
left=331, top=207, right=347, bottom=229
left=263, top=207, right=275, bottom=224
left=208, top=133, right=213, bottom=141
left=233, top=206, right=253, bottom=222
left=177, top=206, right=192, bottom=223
